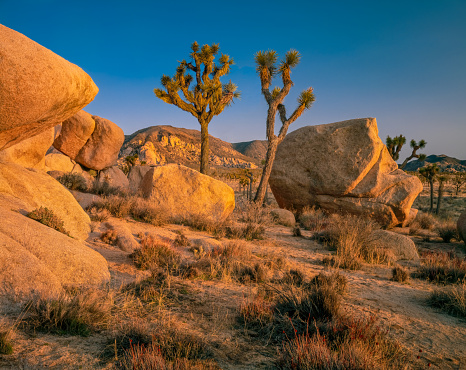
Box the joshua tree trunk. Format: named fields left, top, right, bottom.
left=429, top=179, right=434, bottom=212
left=399, top=156, right=413, bottom=170
left=436, top=180, right=444, bottom=215
left=254, top=139, right=278, bottom=204
left=199, top=121, right=209, bottom=175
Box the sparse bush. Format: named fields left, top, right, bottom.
left=87, top=207, right=110, bottom=222
left=0, top=331, right=13, bottom=355
left=415, top=212, right=438, bottom=230
left=414, top=251, right=466, bottom=284
left=280, top=269, right=306, bottom=286
left=292, top=226, right=302, bottom=237
left=27, top=207, right=69, bottom=236
left=240, top=295, right=274, bottom=326
left=436, top=221, right=459, bottom=243
left=26, top=290, right=111, bottom=336
left=391, top=265, right=410, bottom=283
left=57, top=173, right=88, bottom=191
left=174, top=232, right=191, bottom=248
left=100, top=229, right=118, bottom=246
left=130, top=198, right=169, bottom=226
left=299, top=206, right=329, bottom=232
left=89, top=180, right=121, bottom=196
left=88, top=195, right=134, bottom=218
left=428, top=283, right=466, bottom=318
left=408, top=221, right=421, bottom=236
left=131, top=236, right=181, bottom=272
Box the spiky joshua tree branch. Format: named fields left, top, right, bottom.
left=399, top=139, right=427, bottom=169
left=386, top=135, right=406, bottom=161
left=154, top=42, right=240, bottom=175
left=253, top=49, right=315, bottom=204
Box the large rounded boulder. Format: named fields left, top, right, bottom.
left=269, top=118, right=423, bottom=227
left=0, top=24, right=98, bottom=151
left=140, top=164, right=235, bottom=222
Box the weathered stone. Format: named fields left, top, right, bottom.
left=269, top=118, right=423, bottom=227
left=98, top=166, right=129, bottom=190
left=0, top=24, right=98, bottom=150
left=44, top=152, right=77, bottom=173
left=140, top=164, right=235, bottom=222
left=105, top=220, right=139, bottom=252
left=0, top=127, right=54, bottom=169
left=70, top=190, right=102, bottom=210
left=270, top=208, right=296, bottom=227
left=457, top=212, right=466, bottom=244
left=369, top=230, right=419, bottom=261
left=74, top=115, right=124, bottom=170
left=128, top=165, right=152, bottom=193
left=0, top=162, right=91, bottom=239
left=0, top=205, right=109, bottom=300
left=53, top=110, right=95, bottom=158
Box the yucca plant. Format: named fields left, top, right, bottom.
left=253, top=49, right=315, bottom=204
left=154, top=42, right=240, bottom=175
left=399, top=139, right=427, bottom=169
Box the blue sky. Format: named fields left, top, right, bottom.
left=1, top=0, right=465, bottom=159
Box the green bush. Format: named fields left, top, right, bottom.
left=57, top=173, right=88, bottom=191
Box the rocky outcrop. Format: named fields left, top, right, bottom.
left=458, top=212, right=466, bottom=244
left=0, top=127, right=55, bottom=169
left=44, top=152, right=81, bottom=173
left=0, top=162, right=91, bottom=239
left=0, top=24, right=98, bottom=151
left=54, top=112, right=125, bottom=170
left=104, top=220, right=139, bottom=252
left=98, top=166, right=129, bottom=190
left=0, top=205, right=110, bottom=299
left=140, top=164, right=235, bottom=222
left=128, top=165, right=152, bottom=193
left=370, top=230, right=419, bottom=261
left=269, top=118, right=423, bottom=227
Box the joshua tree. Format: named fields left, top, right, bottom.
left=386, top=135, right=406, bottom=161
left=452, top=172, right=466, bottom=196
left=419, top=164, right=439, bottom=212
left=436, top=174, right=448, bottom=215
left=154, top=42, right=240, bottom=175
left=253, top=50, right=315, bottom=204
left=399, top=139, right=427, bottom=169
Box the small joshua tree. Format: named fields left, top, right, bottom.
left=399, top=139, right=427, bottom=169
left=253, top=50, right=315, bottom=204
left=436, top=174, right=448, bottom=215
left=452, top=172, right=466, bottom=196
left=154, top=42, right=240, bottom=175
left=419, top=164, right=439, bottom=212
left=386, top=135, right=406, bottom=161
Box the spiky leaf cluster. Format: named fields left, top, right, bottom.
left=154, top=42, right=240, bottom=124
left=386, top=135, right=406, bottom=161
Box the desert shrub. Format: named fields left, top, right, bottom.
left=87, top=207, right=110, bottom=222
left=299, top=206, right=329, bottom=232
left=88, top=195, right=134, bottom=218
left=436, top=221, right=459, bottom=243
left=225, top=222, right=266, bottom=241
left=174, top=232, right=191, bottom=248
left=0, top=331, right=13, bottom=355
left=130, top=198, right=169, bottom=226
left=240, top=295, right=274, bottom=326
left=414, top=251, right=466, bottom=284
left=27, top=207, right=69, bottom=236
left=57, top=173, right=87, bottom=191
left=415, top=212, right=438, bottom=230
left=100, top=229, right=118, bottom=246
left=131, top=236, right=181, bottom=272
left=25, top=290, right=111, bottom=336
left=391, top=265, right=410, bottom=283
left=292, top=226, right=302, bottom=237
left=319, top=215, right=386, bottom=269
left=280, top=269, right=306, bottom=286
left=88, top=179, right=122, bottom=196
left=408, top=221, right=421, bottom=236
left=428, top=283, right=466, bottom=318
left=236, top=201, right=272, bottom=226
left=178, top=214, right=227, bottom=237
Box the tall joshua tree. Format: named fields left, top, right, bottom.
left=399, top=139, right=427, bottom=169
left=253, top=50, right=315, bottom=204
left=419, top=164, right=439, bottom=212
left=386, top=135, right=406, bottom=161
left=154, top=42, right=240, bottom=175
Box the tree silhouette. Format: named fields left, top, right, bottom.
left=154, top=42, right=240, bottom=175
left=399, top=139, right=427, bottom=169
left=253, top=49, right=315, bottom=204
left=386, top=135, right=406, bottom=161
left=419, top=164, right=439, bottom=212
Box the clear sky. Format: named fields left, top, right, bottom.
left=1, top=0, right=465, bottom=159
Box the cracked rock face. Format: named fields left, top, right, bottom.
left=269, top=118, right=423, bottom=227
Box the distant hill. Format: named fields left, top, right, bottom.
left=403, top=154, right=466, bottom=172
left=231, top=140, right=268, bottom=162
left=120, top=125, right=260, bottom=169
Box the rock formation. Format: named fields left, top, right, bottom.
left=54, top=111, right=125, bottom=170
left=98, top=166, right=129, bottom=190
left=0, top=24, right=98, bottom=150
left=140, top=164, right=235, bottom=222
left=369, top=230, right=419, bottom=261
left=269, top=118, right=423, bottom=227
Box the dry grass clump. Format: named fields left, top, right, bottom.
left=101, top=229, right=119, bottom=246
left=57, top=173, right=88, bottom=192
left=240, top=295, right=275, bottom=327
left=391, top=265, right=410, bottom=283
left=130, top=197, right=169, bottom=226
left=414, top=250, right=466, bottom=284
left=0, top=330, right=13, bottom=355
left=174, top=231, right=191, bottom=248
left=299, top=206, right=329, bottom=232
left=88, top=180, right=121, bottom=196
left=27, top=206, right=69, bottom=236
left=436, top=221, right=459, bottom=243
left=236, top=201, right=273, bottom=226
left=415, top=212, right=438, bottom=230
left=88, top=195, right=134, bottom=218
left=88, top=207, right=110, bottom=222
left=131, top=235, right=181, bottom=272
left=319, top=215, right=387, bottom=270
left=25, top=290, right=112, bottom=336
left=428, top=282, right=466, bottom=318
